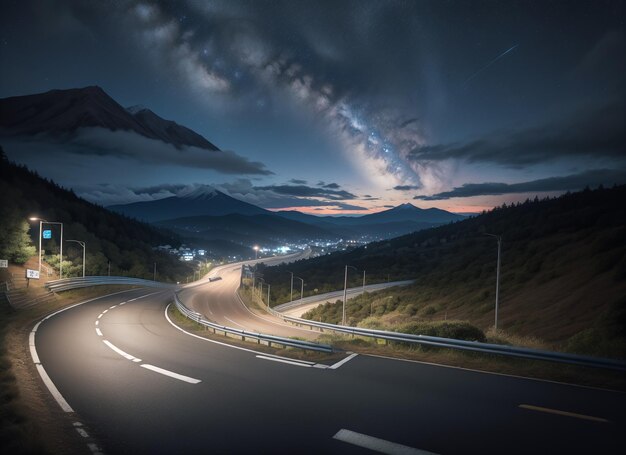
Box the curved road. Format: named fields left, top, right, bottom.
left=180, top=251, right=324, bottom=340
left=33, top=256, right=625, bottom=453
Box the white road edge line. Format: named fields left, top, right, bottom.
left=333, top=429, right=437, bottom=455
left=518, top=404, right=609, bottom=423
left=224, top=316, right=246, bottom=328
left=140, top=364, right=201, bottom=384
left=164, top=303, right=318, bottom=365
left=102, top=339, right=141, bottom=362
left=35, top=364, right=74, bottom=412
left=256, top=355, right=312, bottom=367
left=30, top=288, right=141, bottom=413
left=329, top=352, right=358, bottom=370
left=364, top=353, right=626, bottom=394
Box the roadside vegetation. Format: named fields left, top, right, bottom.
left=0, top=147, right=193, bottom=282
left=0, top=300, right=43, bottom=453
left=258, top=185, right=625, bottom=359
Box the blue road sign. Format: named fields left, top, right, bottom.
left=43, top=230, right=52, bottom=239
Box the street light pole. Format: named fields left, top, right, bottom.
left=153, top=262, right=157, bottom=281
left=294, top=276, right=304, bottom=301
left=38, top=220, right=42, bottom=274
left=66, top=240, right=86, bottom=278
left=30, top=218, right=63, bottom=278
left=485, top=233, right=502, bottom=330
left=267, top=284, right=270, bottom=309
left=287, top=271, right=294, bottom=302
left=362, top=269, right=366, bottom=293
left=343, top=265, right=358, bottom=326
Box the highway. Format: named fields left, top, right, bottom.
left=179, top=251, right=324, bottom=340
left=32, top=254, right=625, bottom=454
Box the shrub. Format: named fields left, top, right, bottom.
left=394, top=320, right=485, bottom=342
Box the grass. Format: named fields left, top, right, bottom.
left=0, top=300, right=44, bottom=454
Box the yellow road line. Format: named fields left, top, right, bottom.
left=519, top=404, right=609, bottom=423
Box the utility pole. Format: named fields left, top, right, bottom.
left=362, top=270, right=366, bottom=293
left=153, top=262, right=157, bottom=281
left=267, top=284, right=270, bottom=309
left=108, top=261, right=111, bottom=277
left=485, top=233, right=502, bottom=330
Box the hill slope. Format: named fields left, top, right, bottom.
left=157, top=213, right=337, bottom=246
left=0, top=147, right=192, bottom=281
left=261, top=186, right=626, bottom=356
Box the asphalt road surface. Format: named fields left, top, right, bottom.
left=34, top=286, right=625, bottom=454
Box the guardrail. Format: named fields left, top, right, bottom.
left=46, top=276, right=177, bottom=293
left=273, top=280, right=415, bottom=313
left=268, top=310, right=626, bottom=371
left=173, top=293, right=333, bottom=353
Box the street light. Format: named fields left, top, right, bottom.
left=294, top=276, right=304, bottom=302
left=287, top=270, right=294, bottom=302
left=29, top=217, right=63, bottom=278
left=65, top=240, right=86, bottom=278
left=485, top=233, right=502, bottom=330
left=253, top=245, right=259, bottom=260
left=342, top=265, right=359, bottom=326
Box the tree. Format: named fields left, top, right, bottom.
left=0, top=215, right=37, bottom=264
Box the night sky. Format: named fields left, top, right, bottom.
left=1, top=0, right=624, bottom=214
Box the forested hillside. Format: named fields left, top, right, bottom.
left=0, top=147, right=192, bottom=282
left=260, top=185, right=626, bottom=355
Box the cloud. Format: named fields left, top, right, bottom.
left=289, top=178, right=307, bottom=184
left=60, top=127, right=272, bottom=175
left=408, top=102, right=625, bottom=167
left=414, top=169, right=626, bottom=200
left=393, top=184, right=422, bottom=191
left=321, top=182, right=340, bottom=189
left=253, top=184, right=356, bottom=200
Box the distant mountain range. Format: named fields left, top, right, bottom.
left=109, top=186, right=268, bottom=222
left=108, top=186, right=465, bottom=244
left=0, top=86, right=219, bottom=150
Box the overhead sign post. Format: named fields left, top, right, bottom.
left=0, top=259, right=8, bottom=268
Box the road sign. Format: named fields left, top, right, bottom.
left=43, top=229, right=52, bottom=239
left=0, top=259, right=8, bottom=268
left=26, top=269, right=40, bottom=279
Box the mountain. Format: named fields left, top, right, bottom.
left=125, top=105, right=218, bottom=150
left=354, top=203, right=464, bottom=225
left=277, top=203, right=464, bottom=226
left=157, top=213, right=337, bottom=246
left=109, top=187, right=269, bottom=222
left=275, top=203, right=464, bottom=239
left=0, top=86, right=219, bottom=150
